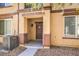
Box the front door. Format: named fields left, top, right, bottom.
left=36, top=22, right=43, bottom=40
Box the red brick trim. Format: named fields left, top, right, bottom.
left=51, top=8, right=76, bottom=13
left=18, top=9, right=43, bottom=13
left=63, top=8, right=79, bottom=15
left=64, top=8, right=75, bottom=12
left=51, top=8, right=79, bottom=15
left=51, top=10, right=62, bottom=13
left=63, top=13, right=76, bottom=15
left=43, top=6, right=52, bottom=10
left=24, top=33, right=28, bottom=43
left=43, top=34, right=50, bottom=47
left=18, top=9, right=30, bottom=12
left=63, top=8, right=76, bottom=15
left=19, top=33, right=28, bottom=44
left=63, top=37, right=79, bottom=39
left=63, top=12, right=79, bottom=15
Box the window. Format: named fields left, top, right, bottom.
left=64, top=16, right=79, bottom=38
left=24, top=3, right=43, bottom=9
left=0, top=3, right=12, bottom=7
left=0, top=18, right=12, bottom=35
left=0, top=20, right=4, bottom=35
left=4, top=19, right=12, bottom=35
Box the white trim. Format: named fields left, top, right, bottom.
left=4, top=18, right=12, bottom=35
left=63, top=15, right=76, bottom=17
left=77, top=16, right=79, bottom=37
left=75, top=16, right=78, bottom=37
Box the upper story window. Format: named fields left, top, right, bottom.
left=24, top=3, right=43, bottom=10
left=0, top=3, right=12, bottom=7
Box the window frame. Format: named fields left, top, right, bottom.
left=0, top=18, right=12, bottom=35
left=4, top=18, right=12, bottom=35
left=0, top=20, right=4, bottom=35
left=64, top=15, right=78, bottom=38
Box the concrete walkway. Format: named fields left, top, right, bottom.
left=18, top=41, right=43, bottom=56
left=18, top=48, right=39, bottom=56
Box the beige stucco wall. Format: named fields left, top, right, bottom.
left=19, top=13, right=25, bottom=34
left=51, top=12, right=79, bottom=48
left=12, top=15, right=18, bottom=35
left=0, top=4, right=18, bottom=14
left=0, top=36, right=3, bottom=43
left=43, top=10, right=50, bottom=34
left=1, top=3, right=79, bottom=47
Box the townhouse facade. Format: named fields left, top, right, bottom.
left=0, top=3, right=79, bottom=49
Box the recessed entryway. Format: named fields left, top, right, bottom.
left=25, top=17, right=43, bottom=48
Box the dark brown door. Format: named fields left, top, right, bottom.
left=36, top=22, right=43, bottom=40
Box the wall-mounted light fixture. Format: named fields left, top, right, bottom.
left=31, top=24, right=33, bottom=27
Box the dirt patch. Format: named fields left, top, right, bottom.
left=34, top=46, right=79, bottom=56
left=0, top=46, right=26, bottom=56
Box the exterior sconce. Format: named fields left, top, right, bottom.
left=31, top=24, right=33, bottom=27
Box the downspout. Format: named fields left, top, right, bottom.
left=18, top=3, right=19, bottom=42
left=50, top=3, right=52, bottom=48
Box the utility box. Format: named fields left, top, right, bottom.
left=3, top=35, right=19, bottom=50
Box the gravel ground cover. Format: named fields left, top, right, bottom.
left=34, top=46, right=79, bottom=56
left=0, top=46, right=26, bottom=56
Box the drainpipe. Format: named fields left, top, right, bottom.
left=18, top=3, right=19, bottom=42
left=49, top=4, right=51, bottom=51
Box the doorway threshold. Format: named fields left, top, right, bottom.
left=25, top=41, right=43, bottom=48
